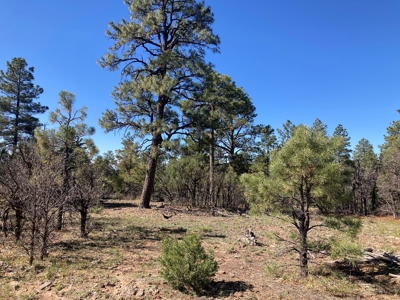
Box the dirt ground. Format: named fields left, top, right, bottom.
left=1, top=200, right=400, bottom=299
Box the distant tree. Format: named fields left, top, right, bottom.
left=249, top=125, right=277, bottom=175
left=69, top=158, right=105, bottom=238
left=114, top=137, right=147, bottom=199
left=241, top=125, right=349, bottom=277
left=332, top=124, right=353, bottom=213
left=377, top=110, right=400, bottom=218
left=352, top=138, right=378, bottom=215
left=333, top=124, right=352, bottom=165
left=0, top=58, right=47, bottom=152
left=99, top=0, right=220, bottom=208
left=94, top=151, right=120, bottom=198
left=184, top=71, right=256, bottom=205
left=311, top=118, right=327, bottom=136
left=37, top=91, right=96, bottom=230
left=381, top=109, right=400, bottom=152
left=276, top=120, right=295, bottom=147
left=378, top=149, right=400, bottom=218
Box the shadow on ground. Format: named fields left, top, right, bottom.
left=201, top=280, right=254, bottom=298
left=100, top=200, right=138, bottom=209
left=330, top=260, right=400, bottom=296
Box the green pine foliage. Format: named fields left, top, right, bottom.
left=0, top=57, right=47, bottom=151
left=241, top=125, right=353, bottom=277
left=158, top=233, right=218, bottom=292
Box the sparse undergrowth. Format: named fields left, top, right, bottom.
left=0, top=200, right=400, bottom=299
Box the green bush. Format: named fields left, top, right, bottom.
left=158, top=233, right=218, bottom=292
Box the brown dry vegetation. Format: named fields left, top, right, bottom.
left=1, top=200, right=400, bottom=299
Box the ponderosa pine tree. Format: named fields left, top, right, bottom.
left=377, top=110, right=400, bottom=218
left=241, top=125, right=348, bottom=277
left=99, top=0, right=220, bottom=208
left=332, top=124, right=353, bottom=213
left=276, top=120, right=295, bottom=147
left=352, top=138, right=378, bottom=215
left=0, top=58, right=47, bottom=152
left=183, top=71, right=255, bottom=205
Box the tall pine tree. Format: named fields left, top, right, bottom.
left=0, top=58, right=47, bottom=152
left=99, top=0, right=220, bottom=208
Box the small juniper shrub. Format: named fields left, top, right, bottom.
left=158, top=233, right=218, bottom=293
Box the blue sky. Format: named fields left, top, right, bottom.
left=1, top=0, right=399, bottom=154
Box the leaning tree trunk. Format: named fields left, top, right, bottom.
left=140, top=144, right=160, bottom=208
left=140, top=98, right=166, bottom=208
left=139, top=87, right=166, bottom=209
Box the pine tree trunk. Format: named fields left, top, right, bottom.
left=140, top=99, right=165, bottom=209
left=80, top=210, right=87, bottom=238
left=209, top=128, right=215, bottom=207
left=12, top=92, right=21, bottom=153
left=140, top=133, right=162, bottom=208
left=298, top=212, right=309, bottom=277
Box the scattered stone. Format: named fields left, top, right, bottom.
left=39, top=281, right=52, bottom=290
left=136, top=289, right=145, bottom=297
left=108, top=265, right=118, bottom=270
left=106, top=281, right=116, bottom=287
left=90, top=259, right=101, bottom=265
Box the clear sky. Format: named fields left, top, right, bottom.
left=1, top=0, right=399, bottom=154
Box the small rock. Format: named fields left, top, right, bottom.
left=100, top=283, right=105, bottom=288
left=9, top=281, right=20, bottom=291
left=106, top=281, right=116, bottom=287
left=137, top=289, right=145, bottom=297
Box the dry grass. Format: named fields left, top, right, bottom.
left=1, top=200, right=400, bottom=299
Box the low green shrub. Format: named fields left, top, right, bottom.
left=158, top=233, right=218, bottom=292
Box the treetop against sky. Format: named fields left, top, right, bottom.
left=1, top=0, right=399, bottom=153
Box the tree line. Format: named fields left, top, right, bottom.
left=1, top=0, right=399, bottom=274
